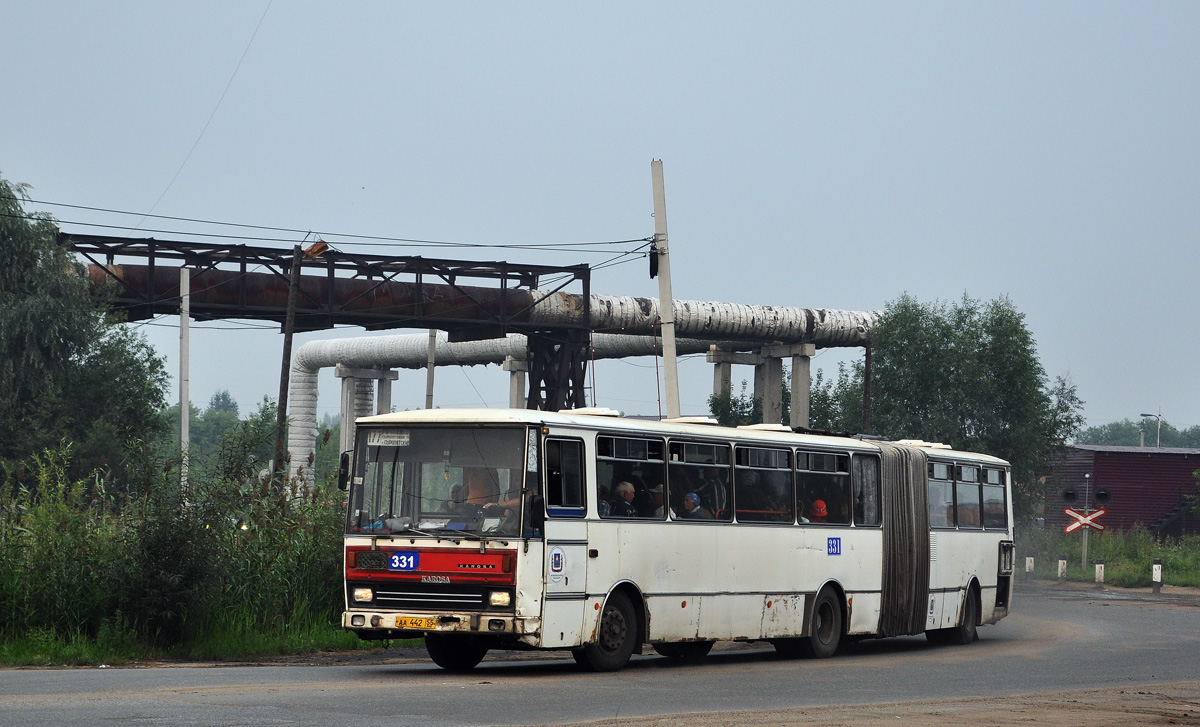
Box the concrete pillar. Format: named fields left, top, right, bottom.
left=503, top=355, right=529, bottom=409
left=335, top=365, right=397, bottom=452
left=758, top=356, right=784, bottom=424
left=789, top=344, right=815, bottom=429
left=374, top=369, right=398, bottom=415
left=339, top=374, right=356, bottom=453
left=712, top=347, right=732, bottom=400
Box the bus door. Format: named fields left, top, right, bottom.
left=540, top=437, right=589, bottom=647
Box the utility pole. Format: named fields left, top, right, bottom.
left=179, top=266, right=190, bottom=492
left=425, top=329, right=437, bottom=409
left=651, top=160, right=680, bottom=419
left=273, top=246, right=302, bottom=494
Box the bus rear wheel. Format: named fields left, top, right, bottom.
left=574, top=591, right=638, bottom=672
left=425, top=634, right=489, bottom=671
left=653, top=640, right=714, bottom=660
left=801, top=588, right=843, bottom=659
left=948, top=587, right=978, bottom=646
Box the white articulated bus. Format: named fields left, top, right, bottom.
left=338, top=408, right=1015, bottom=671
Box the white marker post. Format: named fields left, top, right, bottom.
left=1095, top=559, right=1105, bottom=588
left=1152, top=558, right=1162, bottom=594
left=1025, top=555, right=1035, bottom=580
left=1058, top=554, right=1067, bottom=584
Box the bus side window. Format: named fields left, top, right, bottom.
left=544, top=438, right=586, bottom=516
left=928, top=461, right=953, bottom=528
left=852, top=454, right=881, bottom=527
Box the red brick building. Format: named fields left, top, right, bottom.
left=1042, top=445, right=1200, bottom=537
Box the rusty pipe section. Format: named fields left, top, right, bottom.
left=89, top=263, right=531, bottom=324
left=91, top=263, right=879, bottom=346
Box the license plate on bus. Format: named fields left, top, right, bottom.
left=396, top=616, right=437, bottom=629
left=388, top=551, right=419, bottom=571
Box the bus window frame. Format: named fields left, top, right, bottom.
left=667, top=439, right=733, bottom=522
left=954, top=463, right=983, bottom=530
left=543, top=436, right=587, bottom=519
left=981, top=467, right=1008, bottom=530
left=796, top=449, right=852, bottom=526
left=733, top=445, right=794, bottom=524
left=596, top=434, right=667, bottom=521
left=851, top=453, right=883, bottom=528
left=928, top=459, right=955, bottom=529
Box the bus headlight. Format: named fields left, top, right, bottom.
left=488, top=591, right=511, bottom=607
left=353, top=588, right=374, bottom=603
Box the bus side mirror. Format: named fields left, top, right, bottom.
left=337, top=450, right=352, bottom=491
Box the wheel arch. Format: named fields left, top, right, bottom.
left=603, top=580, right=647, bottom=653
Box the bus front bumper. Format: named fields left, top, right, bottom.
left=342, top=610, right=538, bottom=640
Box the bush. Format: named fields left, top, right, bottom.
left=0, top=411, right=354, bottom=664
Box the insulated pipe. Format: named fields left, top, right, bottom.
left=89, top=263, right=879, bottom=346
left=285, top=332, right=753, bottom=484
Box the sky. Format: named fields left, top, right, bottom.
left=2, top=2, right=1197, bottom=430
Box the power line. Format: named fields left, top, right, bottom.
left=136, top=0, right=274, bottom=226
left=2, top=197, right=657, bottom=251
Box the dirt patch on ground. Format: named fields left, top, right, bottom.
left=577, top=682, right=1200, bottom=727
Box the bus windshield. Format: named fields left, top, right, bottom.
left=346, top=426, right=533, bottom=538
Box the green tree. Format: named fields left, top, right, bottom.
left=0, top=173, right=168, bottom=485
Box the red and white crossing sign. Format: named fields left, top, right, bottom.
left=1064, top=507, right=1107, bottom=533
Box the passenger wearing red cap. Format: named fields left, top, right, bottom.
left=809, top=499, right=828, bottom=524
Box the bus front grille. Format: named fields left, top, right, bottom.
left=348, top=581, right=510, bottom=612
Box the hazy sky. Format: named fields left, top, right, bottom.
left=3, top=2, right=1197, bottom=430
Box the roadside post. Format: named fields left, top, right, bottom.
left=1094, top=559, right=1105, bottom=588
left=1153, top=558, right=1162, bottom=594
left=1025, top=555, right=1035, bottom=581
left=1058, top=555, right=1067, bottom=584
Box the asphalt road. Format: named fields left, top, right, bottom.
left=2, top=583, right=1197, bottom=727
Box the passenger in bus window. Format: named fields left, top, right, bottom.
left=809, top=500, right=828, bottom=523
left=648, top=483, right=665, bottom=518
left=610, top=481, right=639, bottom=517
left=681, top=492, right=713, bottom=519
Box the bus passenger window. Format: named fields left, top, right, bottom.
left=734, top=446, right=793, bottom=523
left=956, top=480, right=982, bottom=529
left=597, top=435, right=667, bottom=520
left=544, top=439, right=585, bottom=515
left=928, top=462, right=954, bottom=528
left=852, top=455, right=881, bottom=527
left=797, top=451, right=850, bottom=525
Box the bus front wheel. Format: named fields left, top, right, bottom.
left=425, top=634, right=489, bottom=671
left=574, top=591, right=638, bottom=672
left=802, top=588, right=843, bottom=659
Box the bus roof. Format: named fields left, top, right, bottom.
left=355, top=408, right=1010, bottom=466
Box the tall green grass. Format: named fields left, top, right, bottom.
left=0, top=419, right=385, bottom=666
left=1016, top=525, right=1200, bottom=587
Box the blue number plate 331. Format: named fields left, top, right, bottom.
left=388, top=551, right=420, bottom=571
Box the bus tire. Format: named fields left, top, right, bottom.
left=653, top=641, right=714, bottom=660
left=801, top=588, right=843, bottom=659
left=948, top=587, right=978, bottom=646
left=575, top=591, right=638, bottom=672
left=425, top=634, right=488, bottom=671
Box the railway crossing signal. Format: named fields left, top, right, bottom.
left=1064, top=507, right=1107, bottom=533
